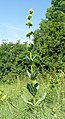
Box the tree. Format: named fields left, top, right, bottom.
left=33, top=0, right=65, bottom=73
left=0, top=41, right=27, bottom=82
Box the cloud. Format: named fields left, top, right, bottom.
left=0, top=22, right=26, bottom=32
left=0, top=22, right=27, bottom=43
left=0, top=40, right=2, bottom=44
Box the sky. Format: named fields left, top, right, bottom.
left=0, top=0, right=51, bottom=44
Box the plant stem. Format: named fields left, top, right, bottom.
left=33, top=96, right=36, bottom=107
left=30, top=52, right=32, bottom=59
left=30, top=52, right=33, bottom=73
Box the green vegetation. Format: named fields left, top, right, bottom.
left=0, top=0, right=65, bottom=118
left=33, top=0, right=65, bottom=73
left=0, top=72, right=65, bottom=119
left=0, top=41, right=27, bottom=82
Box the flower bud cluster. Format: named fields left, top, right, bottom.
left=28, top=9, right=34, bottom=14
left=26, top=8, right=33, bottom=28
left=26, top=20, right=32, bottom=27
left=26, top=8, right=34, bottom=51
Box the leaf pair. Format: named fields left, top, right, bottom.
left=26, top=55, right=36, bottom=65
left=27, top=83, right=38, bottom=97
left=27, top=70, right=37, bottom=80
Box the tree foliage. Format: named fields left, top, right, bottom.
left=0, top=41, right=27, bottom=82
left=33, top=0, right=65, bottom=73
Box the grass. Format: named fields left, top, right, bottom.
left=0, top=72, right=65, bottom=119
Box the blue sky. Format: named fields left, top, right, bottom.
left=0, top=0, right=51, bottom=44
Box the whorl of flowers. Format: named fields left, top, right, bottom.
left=27, top=14, right=32, bottom=20
left=26, top=20, right=32, bottom=27
left=28, top=8, right=34, bottom=14
left=26, top=9, right=33, bottom=28
left=26, top=31, right=33, bottom=37
left=26, top=8, right=34, bottom=50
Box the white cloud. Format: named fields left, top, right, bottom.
left=0, top=40, right=3, bottom=45
left=0, top=22, right=26, bottom=32
left=0, top=22, right=27, bottom=43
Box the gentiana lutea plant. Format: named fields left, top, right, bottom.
left=26, top=8, right=39, bottom=107
left=21, top=8, right=46, bottom=107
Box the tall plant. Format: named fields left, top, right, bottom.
left=21, top=8, right=46, bottom=108
left=26, top=9, right=39, bottom=107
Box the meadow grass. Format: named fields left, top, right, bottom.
left=0, top=72, right=65, bottom=119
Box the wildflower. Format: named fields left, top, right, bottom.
left=26, top=20, right=32, bottom=27
left=28, top=8, right=34, bottom=14
left=27, top=14, right=32, bottom=20
left=26, top=31, right=33, bottom=37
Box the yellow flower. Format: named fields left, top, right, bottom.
left=26, top=31, right=33, bottom=37
left=28, top=8, right=34, bottom=14
left=27, top=14, right=32, bottom=20
left=26, top=20, right=32, bottom=27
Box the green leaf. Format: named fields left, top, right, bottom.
left=27, top=70, right=37, bottom=80
left=36, top=91, right=47, bottom=106
left=21, top=95, right=33, bottom=106
left=27, top=83, right=38, bottom=97
left=26, top=55, right=37, bottom=66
